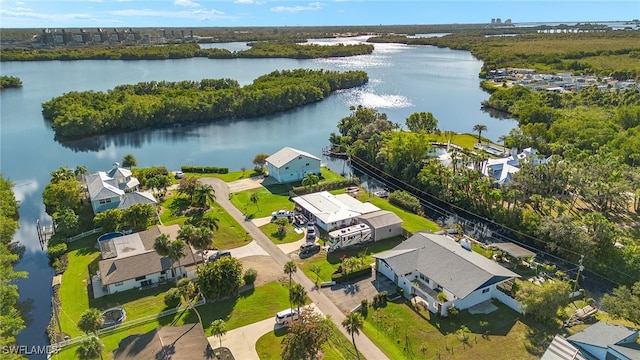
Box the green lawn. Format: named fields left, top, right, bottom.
left=160, top=194, right=248, bottom=249
left=54, top=281, right=292, bottom=359
left=182, top=170, right=263, bottom=182
left=355, top=194, right=440, bottom=234
left=230, top=187, right=294, bottom=219
left=259, top=222, right=305, bottom=244
left=362, top=299, right=552, bottom=360
left=256, top=320, right=361, bottom=360
left=298, top=236, right=405, bottom=283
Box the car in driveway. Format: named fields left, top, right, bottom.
left=271, top=210, right=292, bottom=219
left=306, top=226, right=316, bottom=240
left=275, top=308, right=299, bottom=325
left=206, top=250, right=231, bottom=262
left=174, top=171, right=184, bottom=179
left=299, top=242, right=321, bottom=258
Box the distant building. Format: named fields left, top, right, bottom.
left=265, top=147, right=321, bottom=183
left=481, top=147, right=552, bottom=186
left=542, top=322, right=640, bottom=360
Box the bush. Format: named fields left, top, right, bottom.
left=360, top=299, right=369, bottom=317
left=373, top=291, right=388, bottom=308
left=47, top=242, right=68, bottom=262
left=164, top=288, right=182, bottom=308
left=331, top=266, right=371, bottom=283
left=180, top=165, right=229, bottom=174
left=291, top=178, right=359, bottom=195
left=132, top=166, right=169, bottom=187
left=448, top=304, right=459, bottom=317
left=243, top=268, right=258, bottom=286
left=388, top=190, right=423, bottom=215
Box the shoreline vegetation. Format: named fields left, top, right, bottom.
left=41, top=69, right=368, bottom=139
left=0, top=75, right=22, bottom=89
left=1, top=42, right=374, bottom=61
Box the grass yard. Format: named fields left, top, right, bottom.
left=362, top=299, right=553, bottom=360
left=260, top=221, right=305, bottom=244
left=160, top=194, right=248, bottom=249
left=355, top=194, right=440, bottom=234
left=297, top=236, right=405, bottom=283
left=230, top=187, right=294, bottom=219
left=256, top=320, right=361, bottom=360
left=53, top=281, right=292, bottom=359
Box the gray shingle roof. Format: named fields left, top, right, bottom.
left=118, top=191, right=157, bottom=210
left=113, top=323, right=210, bottom=360
left=374, top=232, right=519, bottom=299
left=568, top=322, right=639, bottom=349
left=490, top=242, right=536, bottom=258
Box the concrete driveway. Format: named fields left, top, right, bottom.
left=227, top=240, right=269, bottom=258
left=227, top=177, right=265, bottom=193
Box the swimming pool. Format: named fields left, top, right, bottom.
left=97, top=232, right=124, bottom=242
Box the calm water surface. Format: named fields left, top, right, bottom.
left=0, top=37, right=515, bottom=357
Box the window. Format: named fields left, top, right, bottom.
left=285, top=166, right=289, bottom=170
left=482, top=288, right=490, bottom=294
left=305, top=163, right=310, bottom=166
left=115, top=281, right=123, bottom=287
left=99, top=198, right=112, bottom=204
left=160, top=271, right=166, bottom=275
left=135, top=275, right=146, bottom=281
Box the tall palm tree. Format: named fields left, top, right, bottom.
left=249, top=192, right=260, bottom=211
left=154, top=234, right=186, bottom=279
left=122, top=153, right=137, bottom=169
left=301, top=173, right=320, bottom=191
left=167, top=239, right=187, bottom=279
left=342, top=312, right=364, bottom=360
left=210, top=319, right=226, bottom=349
left=76, top=336, right=103, bottom=360
left=178, top=224, right=199, bottom=265
left=192, top=184, right=216, bottom=210
left=74, top=165, right=88, bottom=181
left=473, top=124, right=488, bottom=144
left=283, top=261, right=297, bottom=289
left=289, top=283, right=307, bottom=316
left=50, top=166, right=75, bottom=183
left=78, top=308, right=104, bottom=335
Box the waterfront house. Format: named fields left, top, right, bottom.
left=374, top=232, right=521, bottom=316
left=93, top=225, right=204, bottom=298
left=481, top=147, right=551, bottom=186
left=265, top=147, right=321, bottom=183
left=542, top=322, right=640, bottom=360
left=292, top=191, right=380, bottom=231
left=85, top=162, right=157, bottom=213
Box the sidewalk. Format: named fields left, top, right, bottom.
left=200, top=177, right=390, bottom=360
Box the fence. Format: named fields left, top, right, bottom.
left=67, top=228, right=103, bottom=242
left=51, top=297, right=206, bottom=350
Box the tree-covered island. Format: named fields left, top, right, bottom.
left=42, top=69, right=368, bottom=139
left=1, top=41, right=374, bottom=61
left=0, top=75, right=22, bottom=89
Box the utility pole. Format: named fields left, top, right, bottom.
left=572, top=255, right=584, bottom=303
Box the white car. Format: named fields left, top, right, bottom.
left=271, top=210, right=292, bottom=218
left=174, top=171, right=184, bottom=179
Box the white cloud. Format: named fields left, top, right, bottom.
left=174, top=0, right=201, bottom=8
left=234, top=0, right=254, bottom=3
left=0, top=8, right=93, bottom=20
left=271, top=2, right=325, bottom=13
left=108, top=8, right=229, bottom=21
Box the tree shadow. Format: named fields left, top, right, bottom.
left=168, top=197, right=191, bottom=216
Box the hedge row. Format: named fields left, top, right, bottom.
left=331, top=266, right=372, bottom=283
left=181, top=165, right=229, bottom=174
left=291, top=178, right=359, bottom=196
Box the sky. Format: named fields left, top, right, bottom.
left=0, top=0, right=638, bottom=28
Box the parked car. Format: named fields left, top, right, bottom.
left=299, top=242, right=321, bottom=257
left=174, top=171, right=184, bottom=179
left=272, top=210, right=292, bottom=219
left=207, top=250, right=231, bottom=262
left=275, top=308, right=299, bottom=325
left=306, top=226, right=316, bottom=239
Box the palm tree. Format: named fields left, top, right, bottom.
left=210, top=319, right=227, bottom=349
left=192, top=184, right=216, bottom=210
left=177, top=278, right=203, bottom=325
left=473, top=124, right=488, bottom=144
left=74, top=165, right=88, bottom=181
left=78, top=308, right=104, bottom=335
left=301, top=173, right=320, bottom=191
left=76, top=336, right=103, bottom=360
left=50, top=166, right=75, bottom=183
left=180, top=225, right=214, bottom=268
left=342, top=312, right=364, bottom=360
left=283, top=261, right=297, bottom=289
left=122, top=153, right=137, bottom=169
left=249, top=192, right=260, bottom=211
left=289, top=283, right=307, bottom=315
left=178, top=224, right=198, bottom=265
left=167, top=239, right=187, bottom=279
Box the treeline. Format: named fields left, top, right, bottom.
left=42, top=69, right=368, bottom=139
left=0, top=75, right=22, bottom=89
left=1, top=41, right=373, bottom=61
left=0, top=175, right=27, bottom=358
left=332, top=106, right=640, bottom=285
left=369, top=30, right=640, bottom=78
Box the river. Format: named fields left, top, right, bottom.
left=0, top=36, right=516, bottom=357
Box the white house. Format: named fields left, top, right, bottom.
left=542, top=322, right=640, bottom=360
left=93, top=225, right=204, bottom=298
left=374, top=232, right=520, bottom=316
left=481, top=147, right=552, bottom=186
left=85, top=162, right=157, bottom=213
left=291, top=191, right=380, bottom=231
left=265, top=147, right=321, bottom=183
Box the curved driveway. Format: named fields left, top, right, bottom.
left=200, top=177, right=389, bottom=360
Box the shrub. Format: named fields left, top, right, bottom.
left=373, top=291, right=388, bottom=308
left=164, top=288, right=182, bottom=308
left=331, top=266, right=371, bottom=283
left=47, top=242, right=68, bottom=262
left=180, top=165, right=229, bottom=174
left=448, top=304, right=459, bottom=317
left=360, top=299, right=369, bottom=317
left=243, top=268, right=258, bottom=285
left=388, top=190, right=423, bottom=215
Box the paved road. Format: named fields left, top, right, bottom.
left=200, top=177, right=390, bottom=360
